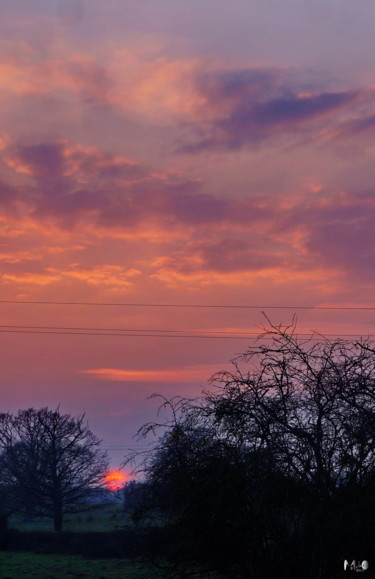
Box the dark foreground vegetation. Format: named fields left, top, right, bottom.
left=125, top=319, right=375, bottom=578
left=2, top=319, right=375, bottom=578
left=0, top=505, right=167, bottom=578
left=0, top=552, right=156, bottom=579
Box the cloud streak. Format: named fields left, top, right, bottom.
left=80, top=365, right=219, bottom=383
left=179, top=66, right=366, bottom=151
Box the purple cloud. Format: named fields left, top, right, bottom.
left=237, top=91, right=356, bottom=126
left=178, top=66, right=362, bottom=152
left=291, top=193, right=375, bottom=279
left=196, top=68, right=281, bottom=102
left=192, top=238, right=281, bottom=272
left=334, top=112, right=375, bottom=139
left=14, top=143, right=65, bottom=178
left=0, top=181, right=19, bottom=215
left=3, top=140, right=233, bottom=229
left=0, top=139, right=279, bottom=232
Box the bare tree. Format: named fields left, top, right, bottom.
left=205, top=317, right=375, bottom=495
left=130, top=319, right=375, bottom=578
left=0, top=408, right=109, bottom=531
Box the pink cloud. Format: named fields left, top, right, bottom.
left=80, top=364, right=219, bottom=383
left=1, top=136, right=375, bottom=300
left=2, top=36, right=374, bottom=157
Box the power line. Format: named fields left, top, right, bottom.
left=3, top=324, right=371, bottom=337
left=103, top=448, right=140, bottom=451
left=0, top=329, right=255, bottom=340
left=0, top=325, right=373, bottom=340
left=1, top=299, right=375, bottom=311
left=0, top=324, right=294, bottom=336
left=0, top=324, right=374, bottom=338
left=103, top=448, right=151, bottom=451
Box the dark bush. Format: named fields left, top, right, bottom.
left=130, top=323, right=375, bottom=578
left=0, top=529, right=146, bottom=559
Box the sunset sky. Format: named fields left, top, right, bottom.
left=1, top=0, right=375, bottom=469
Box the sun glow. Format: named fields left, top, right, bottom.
left=105, top=470, right=127, bottom=491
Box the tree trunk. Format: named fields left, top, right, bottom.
left=54, top=505, right=63, bottom=532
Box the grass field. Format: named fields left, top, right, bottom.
left=3, top=503, right=169, bottom=577
left=0, top=552, right=162, bottom=578
left=8, top=502, right=130, bottom=533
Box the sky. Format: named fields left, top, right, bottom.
left=1, top=0, right=375, bottom=470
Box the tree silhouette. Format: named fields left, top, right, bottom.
left=130, top=319, right=375, bottom=578
left=0, top=407, right=108, bottom=531
left=205, top=318, right=375, bottom=496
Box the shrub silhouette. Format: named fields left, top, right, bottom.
left=130, top=320, right=375, bottom=578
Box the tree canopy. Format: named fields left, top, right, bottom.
left=129, top=320, right=375, bottom=578
left=0, top=407, right=109, bottom=531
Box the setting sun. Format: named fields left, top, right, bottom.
left=105, top=470, right=127, bottom=492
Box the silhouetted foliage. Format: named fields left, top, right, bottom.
left=129, top=318, right=375, bottom=578
left=0, top=407, right=108, bottom=531
left=2, top=529, right=142, bottom=559
left=0, top=487, right=12, bottom=547
left=123, top=480, right=149, bottom=523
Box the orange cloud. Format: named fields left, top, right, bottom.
left=2, top=271, right=62, bottom=285
left=1, top=132, right=375, bottom=306
left=80, top=364, right=221, bottom=383
left=0, top=38, right=208, bottom=123
left=0, top=38, right=111, bottom=103
left=64, top=264, right=141, bottom=287
left=150, top=265, right=340, bottom=289
left=4, top=155, right=36, bottom=176
left=0, top=263, right=141, bottom=290
left=60, top=143, right=141, bottom=184
left=0, top=60, right=36, bottom=96
left=111, top=53, right=207, bottom=120
left=87, top=224, right=192, bottom=243
left=0, top=249, right=44, bottom=264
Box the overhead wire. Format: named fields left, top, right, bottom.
left=0, top=329, right=256, bottom=340
left=0, top=324, right=374, bottom=339
left=1, top=299, right=375, bottom=310
left=0, top=324, right=322, bottom=335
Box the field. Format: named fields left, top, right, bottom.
left=0, top=552, right=161, bottom=578
left=8, top=502, right=129, bottom=533
left=2, top=503, right=167, bottom=578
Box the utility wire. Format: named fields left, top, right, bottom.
left=1, top=299, right=375, bottom=311
left=0, top=326, right=373, bottom=340
left=103, top=448, right=150, bottom=451
left=0, top=324, right=298, bottom=335
left=0, top=324, right=373, bottom=338
left=2, top=324, right=373, bottom=337
left=0, top=329, right=256, bottom=340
